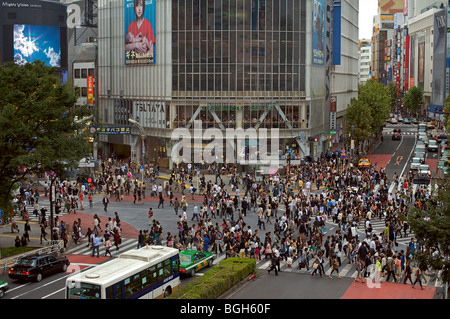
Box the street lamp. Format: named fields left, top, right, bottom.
left=128, top=118, right=146, bottom=166
left=350, top=125, right=355, bottom=161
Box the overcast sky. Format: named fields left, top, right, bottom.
left=359, top=0, right=378, bottom=39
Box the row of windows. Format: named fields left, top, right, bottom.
left=173, top=0, right=306, bottom=32
left=173, top=31, right=306, bottom=65
left=106, top=258, right=179, bottom=299
left=74, top=68, right=94, bottom=79
left=173, top=64, right=306, bottom=92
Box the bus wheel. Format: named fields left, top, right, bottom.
left=190, top=268, right=195, bottom=277
left=164, top=287, right=172, bottom=298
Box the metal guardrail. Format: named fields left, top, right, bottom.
left=0, top=240, right=64, bottom=272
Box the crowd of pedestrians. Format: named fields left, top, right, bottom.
left=91, top=151, right=433, bottom=288
left=8, top=152, right=435, bottom=289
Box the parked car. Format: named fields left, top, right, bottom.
left=179, top=250, right=215, bottom=277
left=403, top=118, right=411, bottom=124
left=410, top=157, right=421, bottom=170
left=418, top=164, right=431, bottom=177
left=414, top=151, right=426, bottom=164
left=412, top=118, right=419, bottom=124
left=427, top=140, right=438, bottom=152
left=415, top=145, right=426, bottom=155
left=8, top=254, right=70, bottom=282
left=0, top=280, right=8, bottom=298
left=390, top=118, right=398, bottom=124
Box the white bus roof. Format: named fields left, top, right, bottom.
left=66, top=246, right=178, bottom=286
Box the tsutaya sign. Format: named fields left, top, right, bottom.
left=132, top=101, right=166, bottom=129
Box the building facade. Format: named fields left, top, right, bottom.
left=97, top=0, right=358, bottom=168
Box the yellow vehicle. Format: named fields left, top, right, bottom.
left=358, top=158, right=371, bottom=167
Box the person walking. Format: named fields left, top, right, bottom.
left=10, top=216, right=19, bottom=233
left=403, top=261, right=413, bottom=285
left=102, top=195, right=109, bottom=212
left=91, top=234, right=100, bottom=258
left=40, top=224, right=48, bottom=244
left=412, top=267, right=424, bottom=290
left=354, top=257, right=365, bottom=283
left=267, top=253, right=279, bottom=276
left=329, top=255, right=341, bottom=279
left=88, top=193, right=93, bottom=208
left=104, top=238, right=113, bottom=257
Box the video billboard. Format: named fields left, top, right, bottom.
left=13, top=24, right=61, bottom=67
left=124, top=0, right=156, bottom=66
left=312, top=0, right=325, bottom=65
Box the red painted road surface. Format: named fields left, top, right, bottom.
left=341, top=280, right=436, bottom=299
left=367, top=154, right=393, bottom=170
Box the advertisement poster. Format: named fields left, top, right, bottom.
left=418, top=36, right=425, bottom=88
left=124, top=0, right=156, bottom=66
left=13, top=24, right=61, bottom=67
left=87, top=76, right=94, bottom=105
left=312, top=0, right=325, bottom=65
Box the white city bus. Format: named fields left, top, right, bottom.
left=65, top=246, right=181, bottom=299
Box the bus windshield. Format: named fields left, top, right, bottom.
left=67, top=282, right=102, bottom=299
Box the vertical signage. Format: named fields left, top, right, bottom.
left=87, top=76, right=94, bottom=105
left=404, top=34, right=409, bottom=91
left=330, top=96, right=337, bottom=132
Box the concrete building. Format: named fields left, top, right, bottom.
left=358, top=39, right=372, bottom=84
left=96, top=0, right=359, bottom=168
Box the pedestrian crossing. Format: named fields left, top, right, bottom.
left=212, top=252, right=442, bottom=287
left=64, top=237, right=138, bottom=256
left=61, top=235, right=442, bottom=287
left=382, top=130, right=417, bottom=136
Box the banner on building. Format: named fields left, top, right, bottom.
left=312, top=0, right=325, bottom=65
left=93, top=127, right=132, bottom=135
left=433, top=10, right=446, bottom=107
left=87, top=76, right=94, bottom=105
left=124, top=0, right=156, bottom=66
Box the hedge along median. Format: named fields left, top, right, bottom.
left=169, top=257, right=257, bottom=299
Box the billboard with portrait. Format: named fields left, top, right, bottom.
left=312, top=0, right=325, bottom=65
left=13, top=24, right=61, bottom=67
left=124, top=0, right=156, bottom=66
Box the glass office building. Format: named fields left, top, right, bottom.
left=97, top=0, right=355, bottom=167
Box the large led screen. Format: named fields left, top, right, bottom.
left=124, top=0, right=156, bottom=66
left=13, top=24, right=61, bottom=67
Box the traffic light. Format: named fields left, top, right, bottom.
left=308, top=137, right=319, bottom=142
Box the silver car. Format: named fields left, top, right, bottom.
left=410, top=157, right=421, bottom=170
left=427, top=140, right=438, bottom=152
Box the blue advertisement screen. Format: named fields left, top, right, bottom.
left=124, top=0, right=156, bottom=66
left=312, top=0, right=325, bottom=65
left=13, top=24, right=61, bottom=67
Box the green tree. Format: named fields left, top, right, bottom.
left=387, top=81, right=400, bottom=109
left=444, top=94, right=450, bottom=132
left=404, top=86, right=424, bottom=117
left=0, top=61, right=93, bottom=214
left=405, top=178, right=450, bottom=291
left=344, top=97, right=373, bottom=144
left=358, top=79, right=391, bottom=134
